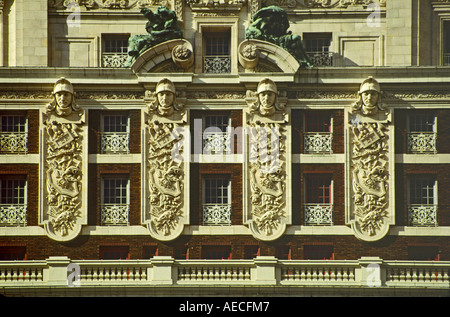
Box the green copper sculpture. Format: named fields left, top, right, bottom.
left=125, top=6, right=183, bottom=67
left=245, top=6, right=312, bottom=67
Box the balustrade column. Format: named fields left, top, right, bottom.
left=151, top=256, right=175, bottom=285
left=253, top=256, right=278, bottom=285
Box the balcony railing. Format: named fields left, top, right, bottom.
left=306, top=52, right=333, bottom=67
left=304, top=132, right=333, bottom=154
left=407, top=132, right=437, bottom=154
left=203, top=55, right=231, bottom=73
left=304, top=204, right=333, bottom=225
left=102, top=53, right=128, bottom=68
left=202, top=132, right=232, bottom=155
left=408, top=204, right=437, bottom=226
left=202, top=204, right=231, bottom=225
left=0, top=132, right=27, bottom=154
left=0, top=204, right=27, bottom=227
left=101, top=132, right=130, bottom=154
left=101, top=204, right=129, bottom=226
left=1, top=256, right=449, bottom=294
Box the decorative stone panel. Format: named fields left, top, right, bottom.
left=143, top=78, right=189, bottom=241
left=244, top=78, right=291, bottom=241
left=345, top=77, right=395, bottom=241
left=40, top=78, right=88, bottom=241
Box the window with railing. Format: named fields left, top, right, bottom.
left=203, top=31, right=231, bottom=73
left=102, top=34, right=129, bottom=68
left=408, top=176, right=437, bottom=226
left=304, top=174, right=333, bottom=225
left=303, top=33, right=333, bottom=67
left=101, top=115, right=129, bottom=154
left=101, top=176, right=129, bottom=226
left=0, top=115, right=27, bottom=154
left=407, top=113, right=437, bottom=154
left=304, top=112, right=333, bottom=154
left=0, top=178, right=27, bottom=227
left=202, top=114, right=231, bottom=155
left=202, top=176, right=231, bottom=226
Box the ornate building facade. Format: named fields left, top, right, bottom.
left=0, top=0, right=449, bottom=297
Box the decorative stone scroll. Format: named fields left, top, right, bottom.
left=143, top=78, right=188, bottom=241
left=245, top=78, right=290, bottom=241
left=345, top=77, right=394, bottom=241
left=40, top=78, right=87, bottom=241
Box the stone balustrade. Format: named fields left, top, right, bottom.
left=0, top=256, right=449, bottom=294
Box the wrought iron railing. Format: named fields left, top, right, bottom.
left=304, top=132, right=333, bottom=154
left=408, top=204, right=438, bottom=226
left=443, top=53, right=450, bottom=66
left=407, top=132, right=437, bottom=154
left=101, top=204, right=129, bottom=226
left=0, top=132, right=28, bottom=154
left=306, top=52, right=333, bottom=67
left=101, top=132, right=130, bottom=154
left=304, top=204, right=333, bottom=225
left=203, top=55, right=231, bottom=73
left=102, top=53, right=128, bottom=68
left=0, top=204, right=27, bottom=227
left=202, top=132, right=232, bottom=155
left=202, top=204, right=231, bottom=225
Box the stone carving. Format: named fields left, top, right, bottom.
left=145, top=79, right=187, bottom=240
left=347, top=77, right=393, bottom=241
left=245, top=5, right=312, bottom=67
left=48, top=0, right=169, bottom=10
left=247, top=78, right=285, bottom=117
left=351, top=76, right=387, bottom=116
left=261, top=0, right=386, bottom=9
left=125, top=6, right=183, bottom=67
left=42, top=78, right=86, bottom=241
left=246, top=78, right=289, bottom=240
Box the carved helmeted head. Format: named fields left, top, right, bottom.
left=353, top=77, right=385, bottom=116
left=257, top=78, right=278, bottom=116
left=155, top=78, right=176, bottom=116
left=48, top=77, right=79, bottom=117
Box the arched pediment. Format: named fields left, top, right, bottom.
left=238, top=39, right=300, bottom=74
left=130, top=39, right=194, bottom=74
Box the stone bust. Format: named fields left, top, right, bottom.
left=46, top=77, right=80, bottom=117
left=353, top=77, right=386, bottom=116
left=148, top=78, right=184, bottom=116
left=249, top=78, right=281, bottom=117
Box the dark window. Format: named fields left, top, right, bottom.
left=174, top=247, right=189, bottom=260
left=0, top=246, right=26, bottom=260
left=100, top=246, right=129, bottom=260
left=244, top=246, right=260, bottom=259
left=408, top=246, right=439, bottom=261
left=305, top=174, right=332, bottom=205
left=143, top=246, right=158, bottom=259
left=276, top=246, right=291, bottom=260
left=304, top=113, right=332, bottom=133
left=202, top=246, right=231, bottom=260
left=205, top=31, right=230, bottom=56
left=304, top=245, right=334, bottom=260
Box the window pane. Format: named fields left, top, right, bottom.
left=103, top=178, right=128, bottom=204
left=305, top=175, right=332, bottom=204
left=204, top=177, right=230, bottom=204
left=409, top=176, right=436, bottom=205
left=0, top=179, right=26, bottom=204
